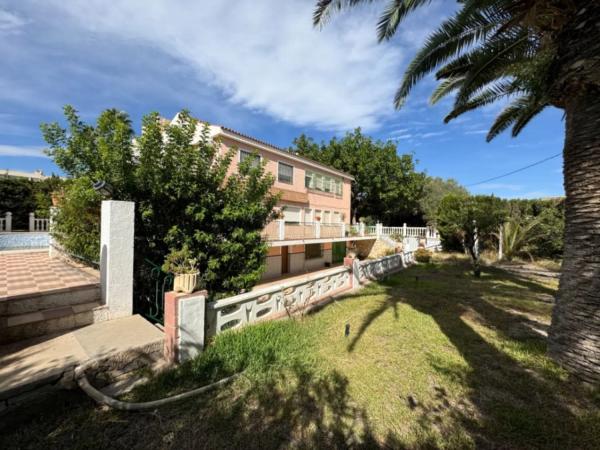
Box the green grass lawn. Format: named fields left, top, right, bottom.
left=2, top=255, right=599, bottom=449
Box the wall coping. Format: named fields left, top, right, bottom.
left=208, top=265, right=350, bottom=310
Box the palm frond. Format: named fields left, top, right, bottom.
left=377, top=0, right=434, bottom=42
left=486, top=94, right=545, bottom=142
left=429, top=76, right=465, bottom=105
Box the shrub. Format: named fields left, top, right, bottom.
left=414, top=248, right=432, bottom=263
left=42, top=106, right=279, bottom=301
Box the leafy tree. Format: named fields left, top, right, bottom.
left=419, top=176, right=468, bottom=225
left=42, top=107, right=278, bottom=302
left=314, top=0, right=600, bottom=382
left=291, top=129, right=426, bottom=224
left=437, top=194, right=506, bottom=276
left=0, top=176, right=65, bottom=229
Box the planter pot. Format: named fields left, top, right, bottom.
left=51, top=193, right=62, bottom=207
left=173, top=272, right=200, bottom=294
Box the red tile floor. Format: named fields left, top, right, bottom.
left=0, top=251, right=99, bottom=300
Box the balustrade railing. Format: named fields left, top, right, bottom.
left=261, top=219, right=438, bottom=243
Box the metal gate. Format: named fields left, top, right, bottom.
left=332, top=241, right=346, bottom=264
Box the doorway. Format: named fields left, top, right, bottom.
left=281, top=246, right=289, bottom=274
left=332, top=242, right=346, bottom=264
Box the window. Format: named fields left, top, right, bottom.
left=239, top=149, right=260, bottom=167
left=322, top=211, right=331, bottom=223
left=278, top=162, right=293, bottom=184
left=305, top=243, right=322, bottom=259
left=304, top=208, right=313, bottom=223
left=305, top=172, right=314, bottom=189
left=305, top=170, right=342, bottom=196
left=282, top=206, right=301, bottom=223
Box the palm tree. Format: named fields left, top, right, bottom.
left=314, top=0, right=600, bottom=384
left=496, top=216, right=541, bottom=261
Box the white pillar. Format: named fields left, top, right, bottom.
left=278, top=219, right=285, bottom=240
left=315, top=220, right=321, bottom=239
left=5, top=212, right=11, bottom=232
left=403, top=222, right=407, bottom=238
left=376, top=222, right=382, bottom=238
left=29, top=212, right=35, bottom=232
left=48, top=207, right=58, bottom=257
left=360, top=222, right=365, bottom=237
left=100, top=200, right=135, bottom=318
left=498, top=224, right=504, bottom=261
left=341, top=222, right=346, bottom=238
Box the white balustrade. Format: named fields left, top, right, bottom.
left=207, top=266, right=351, bottom=337
left=29, top=213, right=49, bottom=232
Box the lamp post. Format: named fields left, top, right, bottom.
left=92, top=180, right=113, bottom=198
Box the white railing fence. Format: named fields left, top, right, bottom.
left=0, top=212, right=11, bottom=232
left=29, top=213, right=49, bottom=232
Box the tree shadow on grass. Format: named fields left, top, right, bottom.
left=0, top=359, right=414, bottom=449
left=347, top=261, right=600, bottom=449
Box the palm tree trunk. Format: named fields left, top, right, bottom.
left=548, top=86, right=600, bottom=385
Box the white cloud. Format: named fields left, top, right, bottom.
left=464, top=129, right=488, bottom=135
left=0, top=9, right=27, bottom=33
left=0, top=145, right=48, bottom=158
left=420, top=131, right=446, bottom=138
left=33, top=0, right=432, bottom=131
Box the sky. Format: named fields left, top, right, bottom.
left=0, top=0, right=565, bottom=199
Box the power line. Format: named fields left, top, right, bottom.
left=466, top=152, right=562, bottom=187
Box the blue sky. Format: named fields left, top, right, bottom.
left=0, top=0, right=564, bottom=199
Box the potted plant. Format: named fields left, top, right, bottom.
left=51, top=189, right=65, bottom=206
left=163, top=247, right=200, bottom=294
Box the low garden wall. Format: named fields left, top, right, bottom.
left=164, top=250, right=420, bottom=363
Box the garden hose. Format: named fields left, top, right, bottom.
left=74, top=360, right=240, bottom=411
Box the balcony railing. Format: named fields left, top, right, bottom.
left=262, top=220, right=439, bottom=242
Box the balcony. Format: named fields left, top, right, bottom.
left=261, top=221, right=439, bottom=247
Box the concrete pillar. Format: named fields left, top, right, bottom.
left=315, top=220, right=321, bottom=239
left=360, top=222, right=365, bottom=237
left=100, top=200, right=134, bottom=318
left=164, top=290, right=207, bottom=363
left=48, top=207, right=58, bottom=257
left=403, top=223, right=407, bottom=238
left=341, top=222, right=346, bottom=238
left=278, top=219, right=285, bottom=240
left=376, top=222, right=382, bottom=238
left=4, top=212, right=11, bottom=232
left=29, top=212, right=35, bottom=232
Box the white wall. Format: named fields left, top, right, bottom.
left=263, top=255, right=282, bottom=280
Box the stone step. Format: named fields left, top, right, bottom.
left=0, top=302, right=108, bottom=344
left=0, top=284, right=101, bottom=316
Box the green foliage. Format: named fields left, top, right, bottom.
left=51, top=177, right=102, bottom=263
left=497, top=217, right=541, bottom=261
left=291, top=129, right=426, bottom=224
left=506, top=198, right=564, bottom=259
left=419, top=176, right=469, bottom=225
left=42, top=106, right=278, bottom=299
left=313, top=1, right=583, bottom=139
left=162, top=246, right=198, bottom=275
left=0, top=176, right=65, bottom=229
left=414, top=248, right=432, bottom=263
left=437, top=194, right=507, bottom=271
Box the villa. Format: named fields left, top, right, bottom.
left=165, top=114, right=402, bottom=281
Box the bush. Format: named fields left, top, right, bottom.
left=414, top=248, right=432, bottom=263
left=42, top=107, right=279, bottom=301
left=0, top=176, right=64, bottom=229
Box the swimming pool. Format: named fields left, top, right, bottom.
left=0, top=232, right=49, bottom=250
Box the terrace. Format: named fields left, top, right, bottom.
left=261, top=220, right=439, bottom=247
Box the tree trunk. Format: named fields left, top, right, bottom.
left=548, top=86, right=600, bottom=385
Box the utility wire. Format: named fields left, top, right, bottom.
left=466, top=152, right=562, bottom=187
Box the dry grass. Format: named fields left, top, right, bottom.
left=2, top=254, right=599, bottom=449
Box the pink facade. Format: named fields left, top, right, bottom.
left=217, top=133, right=353, bottom=224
